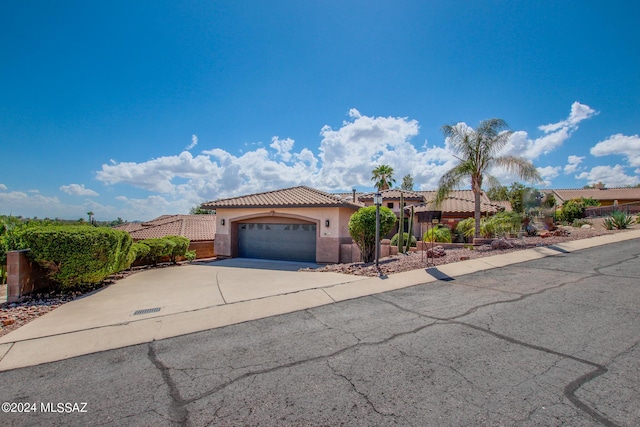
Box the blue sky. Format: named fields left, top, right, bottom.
left=2, top=0, right=639, bottom=221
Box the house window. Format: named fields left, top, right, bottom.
left=387, top=202, right=394, bottom=209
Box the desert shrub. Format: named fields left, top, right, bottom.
left=15, top=225, right=132, bottom=290
left=391, top=232, right=417, bottom=247
left=423, top=225, right=452, bottom=243
left=349, top=206, right=397, bottom=263
left=483, top=212, right=522, bottom=237
left=455, top=218, right=476, bottom=241
left=557, top=198, right=591, bottom=223
left=571, top=218, right=592, bottom=228
left=603, top=211, right=634, bottom=230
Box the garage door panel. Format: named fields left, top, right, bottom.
left=238, top=223, right=316, bottom=262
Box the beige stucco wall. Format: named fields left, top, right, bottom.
left=213, top=206, right=357, bottom=263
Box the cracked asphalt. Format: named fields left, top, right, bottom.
left=1, top=239, right=639, bottom=426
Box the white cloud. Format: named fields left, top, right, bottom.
left=97, top=110, right=452, bottom=199
left=269, top=136, right=295, bottom=162
left=564, top=155, right=584, bottom=174
left=538, top=102, right=598, bottom=132
left=0, top=191, right=90, bottom=219
left=60, top=183, right=99, bottom=196
left=0, top=184, right=7, bottom=191
left=536, top=166, right=561, bottom=186
left=576, top=165, right=640, bottom=187
left=590, top=133, right=640, bottom=167
left=503, top=102, right=597, bottom=160
left=185, top=134, right=198, bottom=150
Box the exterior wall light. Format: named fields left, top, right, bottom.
left=325, top=220, right=330, bottom=227
left=221, top=219, right=225, bottom=226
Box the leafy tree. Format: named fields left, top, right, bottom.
left=190, top=205, right=214, bottom=215
left=348, top=206, right=397, bottom=263
left=435, top=119, right=541, bottom=238
left=487, top=185, right=509, bottom=201
left=371, top=164, right=396, bottom=191
left=401, top=174, right=414, bottom=191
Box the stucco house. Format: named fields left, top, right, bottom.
left=201, top=186, right=361, bottom=263
left=202, top=186, right=510, bottom=263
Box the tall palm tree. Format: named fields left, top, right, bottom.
left=435, top=118, right=541, bottom=238
left=371, top=164, right=396, bottom=191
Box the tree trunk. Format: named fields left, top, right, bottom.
left=474, top=188, right=482, bottom=239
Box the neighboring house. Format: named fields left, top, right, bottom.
left=349, top=189, right=505, bottom=239
left=113, top=214, right=216, bottom=259
left=201, top=186, right=361, bottom=263
left=545, top=185, right=640, bottom=206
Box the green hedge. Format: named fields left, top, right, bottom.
left=16, top=225, right=133, bottom=290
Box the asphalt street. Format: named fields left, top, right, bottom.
left=1, top=239, right=639, bottom=426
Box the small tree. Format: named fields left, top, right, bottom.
left=401, top=174, right=414, bottom=191
left=348, top=206, right=397, bottom=263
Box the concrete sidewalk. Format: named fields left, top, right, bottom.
left=1, top=229, right=639, bottom=371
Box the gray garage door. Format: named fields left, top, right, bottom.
left=238, top=223, right=317, bottom=262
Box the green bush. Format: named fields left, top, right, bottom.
left=603, top=211, right=634, bottom=230
left=423, top=225, right=452, bottom=243
left=138, top=237, right=176, bottom=266
left=349, top=206, right=397, bottom=263
left=455, top=218, right=475, bottom=241
left=483, top=212, right=522, bottom=238
left=15, top=225, right=132, bottom=290
left=557, top=198, right=597, bottom=223
left=185, top=250, right=197, bottom=262
left=391, top=232, right=417, bottom=247
left=127, top=242, right=151, bottom=267
left=165, top=235, right=190, bottom=264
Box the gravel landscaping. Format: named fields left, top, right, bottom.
left=1, top=222, right=638, bottom=338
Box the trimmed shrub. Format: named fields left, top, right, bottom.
left=349, top=206, right=397, bottom=263
left=391, top=232, right=417, bottom=247
left=165, top=235, right=190, bottom=264
left=127, top=242, right=151, bottom=267
left=138, top=237, right=176, bottom=266
left=15, top=225, right=133, bottom=290
left=423, top=225, right=452, bottom=243
left=185, top=250, right=197, bottom=262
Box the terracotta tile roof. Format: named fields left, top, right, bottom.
left=358, top=189, right=425, bottom=201
left=410, top=197, right=503, bottom=215
left=113, top=214, right=216, bottom=241
left=546, top=188, right=640, bottom=204
left=417, top=190, right=493, bottom=204
left=202, top=186, right=361, bottom=209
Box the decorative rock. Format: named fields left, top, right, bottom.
left=491, top=238, right=514, bottom=250
left=2, top=319, right=15, bottom=326
left=581, top=224, right=592, bottom=229
left=427, top=245, right=446, bottom=258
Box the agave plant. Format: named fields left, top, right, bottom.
left=603, top=211, right=634, bottom=230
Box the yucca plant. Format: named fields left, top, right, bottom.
left=603, top=211, right=634, bottom=230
